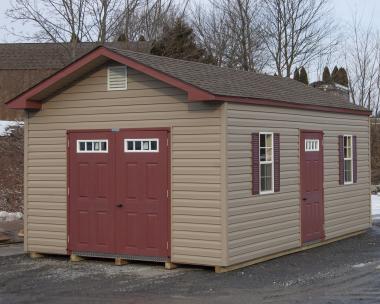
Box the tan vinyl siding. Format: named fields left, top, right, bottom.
left=26, top=64, right=225, bottom=266
left=226, top=102, right=370, bottom=266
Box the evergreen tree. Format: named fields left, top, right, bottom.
left=322, top=66, right=331, bottom=83
left=150, top=18, right=214, bottom=64
left=336, top=67, right=349, bottom=86
left=331, top=66, right=339, bottom=82
left=299, top=67, right=309, bottom=84
left=293, top=68, right=300, bottom=81
left=117, top=33, right=127, bottom=41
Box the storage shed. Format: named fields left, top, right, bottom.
left=6, top=46, right=371, bottom=272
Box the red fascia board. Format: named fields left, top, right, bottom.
left=212, top=95, right=371, bottom=116
left=6, top=46, right=215, bottom=110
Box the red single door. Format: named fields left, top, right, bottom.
left=300, top=130, right=325, bottom=244
left=115, top=130, right=169, bottom=258
left=68, top=131, right=116, bottom=253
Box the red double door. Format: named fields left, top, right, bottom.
left=300, top=130, right=325, bottom=244
left=68, top=129, right=169, bottom=258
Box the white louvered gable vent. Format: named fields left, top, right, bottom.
left=107, top=65, right=127, bottom=91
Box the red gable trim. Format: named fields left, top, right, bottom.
left=6, top=46, right=215, bottom=110
left=6, top=46, right=371, bottom=116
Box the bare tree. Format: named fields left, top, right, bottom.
left=261, top=0, right=337, bottom=77
left=191, top=0, right=267, bottom=72
left=87, top=0, right=124, bottom=43
left=344, top=15, right=379, bottom=111
left=113, top=0, right=188, bottom=42
left=191, top=2, right=231, bottom=67
left=6, top=0, right=90, bottom=59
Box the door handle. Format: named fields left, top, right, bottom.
left=116, top=204, right=124, bottom=208
left=302, top=198, right=307, bottom=201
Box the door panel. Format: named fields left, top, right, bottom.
left=115, top=130, right=169, bottom=257
left=300, top=131, right=325, bottom=244
left=68, top=132, right=115, bottom=253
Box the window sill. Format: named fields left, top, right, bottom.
left=259, top=190, right=275, bottom=195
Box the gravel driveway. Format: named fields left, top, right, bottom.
left=1, top=223, right=380, bottom=304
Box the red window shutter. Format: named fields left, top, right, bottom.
left=353, top=135, right=357, bottom=183
left=274, top=133, right=280, bottom=192
left=252, top=133, right=260, bottom=195
left=338, top=135, right=344, bottom=185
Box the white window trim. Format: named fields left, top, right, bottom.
left=259, top=132, right=274, bottom=195
left=76, top=139, right=108, bottom=153
left=124, top=138, right=160, bottom=153
left=343, top=134, right=353, bottom=185
left=107, top=65, right=127, bottom=91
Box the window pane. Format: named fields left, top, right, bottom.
left=266, top=148, right=272, bottom=161
left=151, top=140, right=157, bottom=151
left=86, top=142, right=93, bottom=151
left=127, top=141, right=134, bottom=151
left=79, top=142, right=85, bottom=151
left=142, top=141, right=149, bottom=150
left=260, top=148, right=266, bottom=161
left=94, top=142, right=100, bottom=151
left=260, top=134, right=266, bottom=148
left=266, top=134, right=272, bottom=148
left=260, top=163, right=272, bottom=192
left=344, top=159, right=352, bottom=182
left=135, top=141, right=141, bottom=150
left=346, top=146, right=352, bottom=158
left=101, top=141, right=107, bottom=151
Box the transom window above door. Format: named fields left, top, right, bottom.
left=124, top=139, right=159, bottom=152
left=77, top=140, right=108, bottom=153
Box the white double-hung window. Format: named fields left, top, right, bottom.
left=259, top=132, right=274, bottom=193
left=343, top=135, right=353, bottom=184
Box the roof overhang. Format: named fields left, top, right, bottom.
left=6, top=46, right=371, bottom=116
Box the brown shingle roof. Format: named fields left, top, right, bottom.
left=0, top=42, right=150, bottom=70
left=108, top=47, right=368, bottom=112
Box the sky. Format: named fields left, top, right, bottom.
left=1, top=0, right=380, bottom=42
left=1, top=0, right=380, bottom=39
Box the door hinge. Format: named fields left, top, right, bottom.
left=166, top=241, right=169, bottom=250
left=67, top=235, right=70, bottom=243
left=67, top=139, right=70, bottom=148
left=167, top=189, right=169, bottom=198
left=67, top=187, right=70, bottom=196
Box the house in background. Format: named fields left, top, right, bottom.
left=6, top=46, right=371, bottom=272
left=0, top=42, right=150, bottom=120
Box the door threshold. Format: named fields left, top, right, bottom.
left=302, top=239, right=322, bottom=246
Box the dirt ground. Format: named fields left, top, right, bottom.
left=1, top=223, right=380, bottom=304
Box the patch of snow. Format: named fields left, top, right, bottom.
left=352, top=262, right=372, bottom=268
left=371, top=194, right=380, bottom=220
left=0, top=211, right=23, bottom=222
left=0, top=120, right=23, bottom=136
